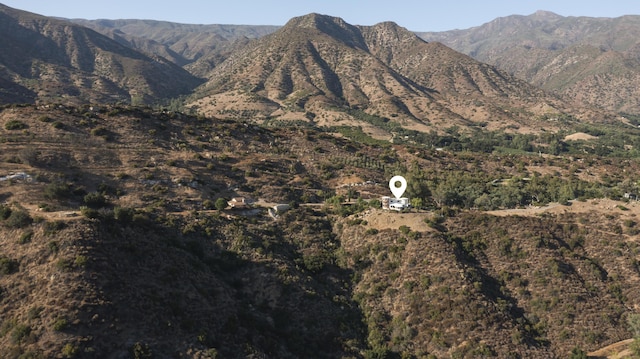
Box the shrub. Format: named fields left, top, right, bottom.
left=83, top=192, right=107, bottom=208
left=569, top=347, right=587, bottom=359
left=47, top=241, right=59, bottom=254
left=19, top=147, right=39, bottom=165
left=631, top=338, right=640, bottom=357
left=202, top=199, right=214, bottom=210
left=5, top=120, right=27, bottom=130
left=113, top=207, right=133, bottom=223
left=4, top=209, right=32, bottom=228
left=628, top=313, right=640, bottom=337
left=0, top=204, right=11, bottom=220
left=44, top=182, right=72, bottom=200
left=90, top=127, right=108, bottom=137
left=215, top=198, right=227, bottom=211
left=18, top=230, right=33, bottom=244
left=27, top=306, right=42, bottom=320
left=80, top=206, right=100, bottom=219
left=53, top=318, right=68, bottom=331
left=56, top=258, right=73, bottom=272
left=365, top=228, right=379, bottom=235
left=11, top=324, right=30, bottom=344
left=0, top=318, right=16, bottom=336
left=131, top=342, right=152, bottom=359
left=38, top=203, right=53, bottom=212
left=0, top=257, right=19, bottom=275
left=74, top=255, right=87, bottom=267
left=44, top=221, right=66, bottom=235
left=61, top=343, right=78, bottom=358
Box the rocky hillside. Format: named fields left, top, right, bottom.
left=71, top=19, right=278, bottom=71
left=1, top=104, right=640, bottom=357
left=419, top=11, right=640, bottom=114
left=189, top=13, right=598, bottom=135
left=0, top=4, right=203, bottom=106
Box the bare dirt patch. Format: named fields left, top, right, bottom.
left=360, top=209, right=434, bottom=232
left=564, top=132, right=598, bottom=141
left=334, top=175, right=365, bottom=187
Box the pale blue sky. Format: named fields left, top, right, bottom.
left=2, top=1, right=639, bottom=31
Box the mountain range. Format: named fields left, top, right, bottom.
left=418, top=10, right=640, bottom=114
left=1, top=4, right=632, bottom=138
left=187, top=14, right=583, bottom=135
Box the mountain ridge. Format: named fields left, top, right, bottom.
left=0, top=3, right=203, bottom=105
left=188, top=13, right=595, bottom=136
left=418, top=11, right=640, bottom=114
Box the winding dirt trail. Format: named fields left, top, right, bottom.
left=588, top=338, right=634, bottom=358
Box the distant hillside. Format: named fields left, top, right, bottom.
left=418, top=11, right=640, bottom=114
left=71, top=19, right=278, bottom=67
left=0, top=4, right=203, bottom=105
left=0, top=5, right=626, bottom=133
left=189, top=13, right=597, bottom=136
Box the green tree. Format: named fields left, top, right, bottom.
left=406, top=166, right=431, bottom=202
left=214, top=198, right=227, bottom=211
left=410, top=197, right=423, bottom=210
left=346, top=187, right=358, bottom=202
left=83, top=192, right=107, bottom=208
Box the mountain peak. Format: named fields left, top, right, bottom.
left=284, top=13, right=351, bottom=31
left=530, top=10, right=563, bottom=20
left=365, top=21, right=419, bottom=43
left=281, top=13, right=366, bottom=49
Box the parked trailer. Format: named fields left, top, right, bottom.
left=382, top=196, right=410, bottom=211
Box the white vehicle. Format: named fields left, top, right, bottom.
left=382, top=196, right=410, bottom=211
left=389, top=202, right=407, bottom=211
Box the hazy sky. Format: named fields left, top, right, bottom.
left=2, top=0, right=640, bottom=31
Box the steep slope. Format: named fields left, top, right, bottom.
left=0, top=103, right=381, bottom=358
left=190, top=13, right=592, bottom=135
left=189, top=14, right=444, bottom=132
left=359, top=22, right=585, bottom=129
left=72, top=19, right=278, bottom=67
left=2, top=104, right=640, bottom=357
left=419, top=11, right=640, bottom=114
left=339, top=210, right=639, bottom=357
left=0, top=4, right=203, bottom=106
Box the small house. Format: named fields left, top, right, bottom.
left=273, top=204, right=291, bottom=213
left=228, top=197, right=253, bottom=209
